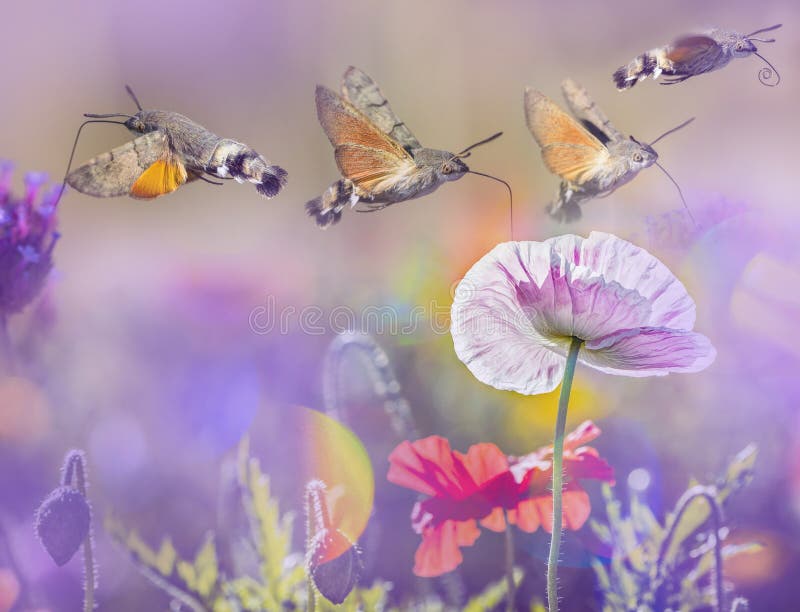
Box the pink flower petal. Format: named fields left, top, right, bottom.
left=517, top=271, right=653, bottom=341
left=387, top=437, right=477, bottom=498
left=563, top=420, right=601, bottom=450
left=458, top=443, right=510, bottom=487
left=452, top=268, right=568, bottom=393
left=413, top=519, right=480, bottom=577
left=582, top=327, right=717, bottom=375
left=562, top=232, right=697, bottom=329
left=451, top=235, right=713, bottom=394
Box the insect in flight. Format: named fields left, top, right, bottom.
left=64, top=86, right=287, bottom=201
left=613, top=24, right=782, bottom=89
left=306, top=66, right=512, bottom=231
left=524, top=78, right=694, bottom=222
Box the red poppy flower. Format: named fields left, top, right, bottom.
left=387, top=421, right=614, bottom=577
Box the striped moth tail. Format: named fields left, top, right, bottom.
left=546, top=183, right=583, bottom=223
left=305, top=180, right=352, bottom=228
left=613, top=52, right=658, bottom=90
left=229, top=151, right=287, bottom=198
left=213, top=142, right=288, bottom=198
left=254, top=164, right=288, bottom=198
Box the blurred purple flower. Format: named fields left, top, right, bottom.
left=0, top=161, right=61, bottom=317
left=645, top=196, right=749, bottom=252
left=451, top=232, right=716, bottom=395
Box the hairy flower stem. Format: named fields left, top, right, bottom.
left=63, top=453, right=95, bottom=612
left=657, top=485, right=725, bottom=612
left=547, top=337, right=582, bottom=612
left=307, top=580, right=316, bottom=612
left=504, top=510, right=515, bottom=611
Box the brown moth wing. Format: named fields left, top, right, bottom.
left=129, top=153, right=188, bottom=199
left=524, top=88, right=610, bottom=184
left=67, top=131, right=171, bottom=197
left=341, top=66, right=422, bottom=150
left=316, top=86, right=415, bottom=191
left=561, top=78, right=623, bottom=143
left=666, top=35, right=722, bottom=68
left=334, top=144, right=414, bottom=191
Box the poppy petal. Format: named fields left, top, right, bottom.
left=459, top=443, right=510, bottom=486
left=564, top=232, right=697, bottom=330
left=388, top=436, right=477, bottom=498
left=582, top=327, right=716, bottom=375
left=413, top=520, right=480, bottom=577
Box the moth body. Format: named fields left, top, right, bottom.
left=306, top=152, right=467, bottom=228
left=306, top=67, right=495, bottom=228
left=613, top=24, right=781, bottom=89
left=67, top=97, right=287, bottom=200
left=525, top=79, right=676, bottom=222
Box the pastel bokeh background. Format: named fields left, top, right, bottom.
left=1, top=0, right=799, bottom=609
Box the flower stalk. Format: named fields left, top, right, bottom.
left=503, top=510, right=515, bottom=612
left=547, top=336, right=583, bottom=612
left=62, top=452, right=96, bottom=612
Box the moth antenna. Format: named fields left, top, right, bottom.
left=745, top=23, right=782, bottom=37
left=654, top=161, right=697, bottom=227
left=455, top=131, right=503, bottom=158
left=52, top=118, right=128, bottom=208
left=753, top=52, right=781, bottom=86
left=467, top=171, right=514, bottom=240
left=84, top=113, right=136, bottom=120
left=648, top=117, right=695, bottom=147
left=746, top=37, right=777, bottom=43
left=125, top=85, right=143, bottom=111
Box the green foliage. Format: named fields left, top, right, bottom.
left=462, top=568, right=522, bottom=612
left=107, top=437, right=391, bottom=611
left=591, top=445, right=760, bottom=612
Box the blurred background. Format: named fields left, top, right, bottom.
left=1, top=0, right=799, bottom=609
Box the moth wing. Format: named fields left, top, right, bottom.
left=541, top=145, right=611, bottom=184
left=316, top=86, right=412, bottom=157
left=317, top=85, right=415, bottom=191
left=666, top=35, right=722, bottom=70
left=334, top=144, right=416, bottom=191
left=560, top=78, right=622, bottom=143
left=524, top=88, right=610, bottom=184
left=67, top=131, right=172, bottom=198
left=341, top=66, right=422, bottom=150
left=129, top=153, right=188, bottom=199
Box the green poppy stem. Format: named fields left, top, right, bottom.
left=546, top=336, right=583, bottom=612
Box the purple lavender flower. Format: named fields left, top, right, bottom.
left=0, top=161, right=61, bottom=317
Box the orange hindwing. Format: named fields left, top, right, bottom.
left=130, top=155, right=188, bottom=199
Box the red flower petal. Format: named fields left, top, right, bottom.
left=563, top=421, right=602, bottom=451
left=413, top=519, right=480, bottom=577
left=388, top=436, right=477, bottom=498
left=564, top=449, right=615, bottom=483
left=459, top=443, right=510, bottom=486
left=479, top=507, right=507, bottom=532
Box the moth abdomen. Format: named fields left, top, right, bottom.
left=305, top=180, right=353, bottom=228
left=210, top=140, right=288, bottom=198
left=546, top=183, right=584, bottom=223
left=613, top=52, right=660, bottom=90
